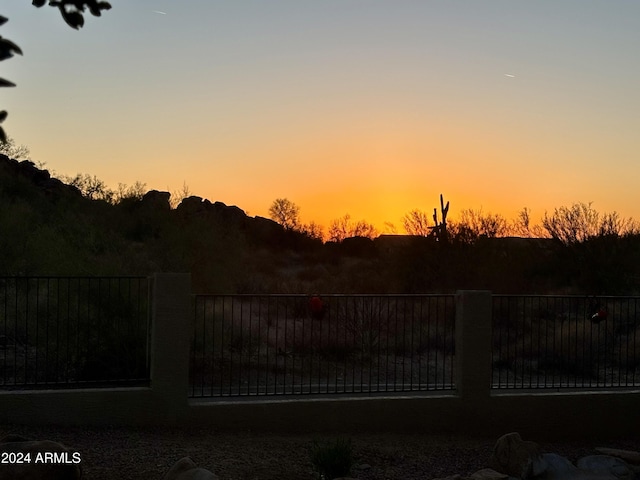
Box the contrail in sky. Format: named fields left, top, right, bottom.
left=504, top=74, right=515, bottom=78
left=153, top=10, right=167, bottom=15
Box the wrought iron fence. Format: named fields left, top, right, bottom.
left=0, top=276, right=150, bottom=389
left=190, top=294, right=455, bottom=398
left=492, top=295, right=640, bottom=389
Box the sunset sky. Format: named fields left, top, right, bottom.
left=2, top=1, right=639, bottom=232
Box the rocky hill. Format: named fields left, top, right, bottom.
left=2, top=153, right=638, bottom=294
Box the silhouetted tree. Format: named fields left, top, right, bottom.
left=115, top=181, right=147, bottom=204
left=1, top=1, right=111, bottom=142
left=543, top=202, right=639, bottom=245
left=268, top=198, right=300, bottom=230
left=299, top=221, right=324, bottom=240
left=63, top=173, right=113, bottom=202
left=169, top=181, right=191, bottom=209
left=383, top=221, right=398, bottom=234
left=449, top=208, right=509, bottom=244
left=511, top=207, right=547, bottom=238
left=0, top=136, right=30, bottom=160
left=402, top=209, right=431, bottom=236
left=328, top=214, right=377, bottom=242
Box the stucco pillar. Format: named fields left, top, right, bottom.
left=150, top=273, right=192, bottom=420
left=455, top=290, right=492, bottom=403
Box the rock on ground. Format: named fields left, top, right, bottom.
left=162, top=457, right=218, bottom=480
left=489, top=432, right=547, bottom=479
left=576, top=455, right=634, bottom=480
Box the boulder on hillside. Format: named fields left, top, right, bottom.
left=0, top=154, right=82, bottom=199
left=252, top=215, right=283, bottom=239
left=211, top=201, right=247, bottom=224
left=176, top=195, right=207, bottom=216
left=141, top=190, right=171, bottom=211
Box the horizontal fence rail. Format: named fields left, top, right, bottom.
left=492, top=295, right=640, bottom=390
left=190, top=294, right=455, bottom=398
left=0, top=276, right=150, bottom=389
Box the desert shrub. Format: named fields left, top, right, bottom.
left=415, top=320, right=455, bottom=356
left=613, top=324, right=640, bottom=370
left=77, top=331, right=148, bottom=382
left=336, top=297, right=384, bottom=356
left=537, top=319, right=615, bottom=378
left=225, top=325, right=260, bottom=356
left=309, top=437, right=355, bottom=480
left=317, top=341, right=356, bottom=363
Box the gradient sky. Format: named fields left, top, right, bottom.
left=2, top=1, right=640, bottom=232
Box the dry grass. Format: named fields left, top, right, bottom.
left=191, top=296, right=455, bottom=395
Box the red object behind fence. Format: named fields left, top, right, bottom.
left=309, top=295, right=325, bottom=320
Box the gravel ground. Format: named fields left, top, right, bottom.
left=2, top=424, right=640, bottom=480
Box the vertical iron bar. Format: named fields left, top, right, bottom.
left=55, top=279, right=62, bottom=383
left=2, top=279, right=6, bottom=386
left=417, top=296, right=423, bottom=390
left=519, top=296, right=525, bottom=389
left=252, top=296, right=258, bottom=395
left=191, top=295, right=196, bottom=397
left=305, top=295, right=310, bottom=395
left=13, top=278, right=17, bottom=385
left=394, top=295, right=399, bottom=391
left=426, top=295, right=432, bottom=389
left=591, top=298, right=597, bottom=387
left=230, top=296, right=235, bottom=395
left=535, top=296, right=541, bottom=388
left=219, top=296, right=225, bottom=396
left=409, top=297, right=414, bottom=391
left=585, top=297, right=590, bottom=387
left=34, top=278, right=40, bottom=384
left=351, top=296, right=356, bottom=393
left=24, top=277, right=30, bottom=385
left=1, top=279, right=5, bottom=385
left=497, top=296, right=503, bottom=389
left=238, top=298, right=243, bottom=396
left=281, top=296, right=287, bottom=395
left=384, top=296, right=390, bottom=392
left=46, top=278, right=52, bottom=384
left=401, top=296, right=406, bottom=391
left=307, top=295, right=313, bottom=394
left=450, top=296, right=455, bottom=389
left=278, top=296, right=283, bottom=395
left=506, top=296, right=512, bottom=388
left=360, top=296, right=365, bottom=393
left=205, top=296, right=211, bottom=397
left=540, top=297, right=547, bottom=389
left=633, top=299, right=638, bottom=386
left=267, top=296, right=273, bottom=395
left=628, top=298, right=633, bottom=385
left=2, top=279, right=6, bottom=385
left=436, top=294, right=442, bottom=389
left=333, top=297, right=347, bottom=393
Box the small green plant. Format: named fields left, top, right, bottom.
left=309, top=437, right=355, bottom=480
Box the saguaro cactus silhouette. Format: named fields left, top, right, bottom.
left=430, top=194, right=450, bottom=243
